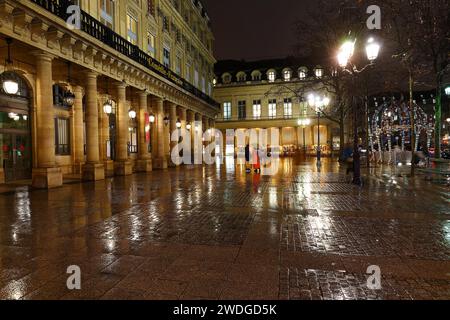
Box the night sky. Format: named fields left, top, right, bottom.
left=202, top=0, right=315, bottom=61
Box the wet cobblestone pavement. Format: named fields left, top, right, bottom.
left=0, top=157, right=449, bottom=300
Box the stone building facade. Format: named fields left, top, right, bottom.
left=0, top=0, right=219, bottom=188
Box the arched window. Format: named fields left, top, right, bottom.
left=314, top=66, right=324, bottom=78
left=222, top=73, right=232, bottom=84
left=298, top=67, right=308, bottom=80
left=251, top=70, right=262, bottom=81
left=283, top=68, right=292, bottom=81
left=236, top=71, right=247, bottom=82
left=267, top=69, right=276, bottom=82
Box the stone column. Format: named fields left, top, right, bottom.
left=82, top=71, right=105, bottom=181
left=32, top=52, right=62, bottom=188
left=193, top=113, right=203, bottom=164
left=153, top=97, right=167, bottom=169
left=72, top=85, right=84, bottom=174
left=168, top=102, right=178, bottom=167
left=136, top=91, right=152, bottom=172
left=114, top=82, right=132, bottom=175
left=187, top=110, right=195, bottom=163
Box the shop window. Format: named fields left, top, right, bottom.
left=55, top=118, right=70, bottom=155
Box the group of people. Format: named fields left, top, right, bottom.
left=244, top=144, right=261, bottom=174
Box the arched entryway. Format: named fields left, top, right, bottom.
left=0, top=71, right=32, bottom=182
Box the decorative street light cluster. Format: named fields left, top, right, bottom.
left=306, top=93, right=330, bottom=167
left=336, top=36, right=381, bottom=185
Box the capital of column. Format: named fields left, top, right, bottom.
left=31, top=50, right=56, bottom=62
left=113, top=81, right=127, bottom=90
left=83, top=70, right=99, bottom=79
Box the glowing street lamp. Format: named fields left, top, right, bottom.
left=149, top=113, right=155, bottom=123
left=128, top=109, right=137, bottom=119
left=445, top=86, right=450, bottom=96
left=103, top=100, right=113, bottom=114
left=186, top=122, right=192, bottom=131
left=176, top=118, right=182, bottom=129
left=366, top=37, right=381, bottom=62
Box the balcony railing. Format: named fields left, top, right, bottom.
left=218, top=114, right=311, bottom=122
left=29, top=0, right=219, bottom=109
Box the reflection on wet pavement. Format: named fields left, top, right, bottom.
left=0, top=157, right=449, bottom=300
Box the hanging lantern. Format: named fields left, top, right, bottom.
left=128, top=110, right=137, bottom=119
left=63, top=90, right=75, bottom=107
left=149, top=113, right=155, bottom=123
left=186, top=122, right=192, bottom=130
left=2, top=39, right=19, bottom=95
left=176, top=118, right=181, bottom=129
left=103, top=100, right=113, bottom=114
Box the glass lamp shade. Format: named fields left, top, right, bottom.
left=3, top=79, right=19, bottom=95
left=307, top=94, right=316, bottom=107
left=186, top=123, right=192, bottom=130
left=445, top=86, right=450, bottom=96
left=337, top=51, right=349, bottom=68
left=366, top=38, right=380, bottom=62
left=323, top=97, right=331, bottom=106
left=176, top=119, right=182, bottom=129
left=103, top=102, right=112, bottom=114
left=149, top=114, right=156, bottom=123
left=128, top=110, right=137, bottom=119
left=63, top=91, right=75, bottom=107
left=340, top=40, right=355, bottom=62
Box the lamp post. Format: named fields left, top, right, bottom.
left=297, top=118, right=311, bottom=154
left=337, top=37, right=380, bottom=185
left=307, top=94, right=330, bottom=168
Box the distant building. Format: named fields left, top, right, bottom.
left=213, top=58, right=341, bottom=156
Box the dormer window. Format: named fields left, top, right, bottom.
left=283, top=69, right=292, bottom=82
left=222, top=73, right=232, bottom=84
left=298, top=67, right=308, bottom=80
left=251, top=70, right=262, bottom=81
left=237, top=72, right=246, bottom=82
left=267, top=70, right=276, bottom=82
left=314, top=66, right=324, bottom=78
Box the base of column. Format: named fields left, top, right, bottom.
left=114, top=161, right=133, bottom=176
left=104, top=160, right=115, bottom=177
left=82, top=163, right=105, bottom=181
left=73, top=162, right=84, bottom=174
left=0, top=168, right=4, bottom=184
left=153, top=157, right=168, bottom=170
left=32, top=167, right=63, bottom=189
left=136, top=159, right=152, bottom=172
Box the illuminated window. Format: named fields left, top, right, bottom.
left=268, top=99, right=277, bottom=118
left=268, top=71, right=276, bottom=82
left=147, top=32, right=156, bottom=57
left=127, top=14, right=138, bottom=45
left=100, top=0, right=114, bottom=29
left=283, top=69, right=292, bottom=81
left=299, top=67, right=307, bottom=80
left=284, top=98, right=292, bottom=118
left=223, top=102, right=231, bottom=120
left=315, top=66, right=324, bottom=78
left=128, top=127, right=138, bottom=153
left=55, top=118, right=70, bottom=155
left=253, top=100, right=261, bottom=119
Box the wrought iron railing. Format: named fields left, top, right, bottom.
left=29, top=0, right=219, bottom=109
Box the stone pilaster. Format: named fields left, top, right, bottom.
left=136, top=91, right=152, bottom=172
left=32, top=51, right=62, bottom=189
left=114, top=82, right=132, bottom=176
left=82, top=71, right=104, bottom=181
